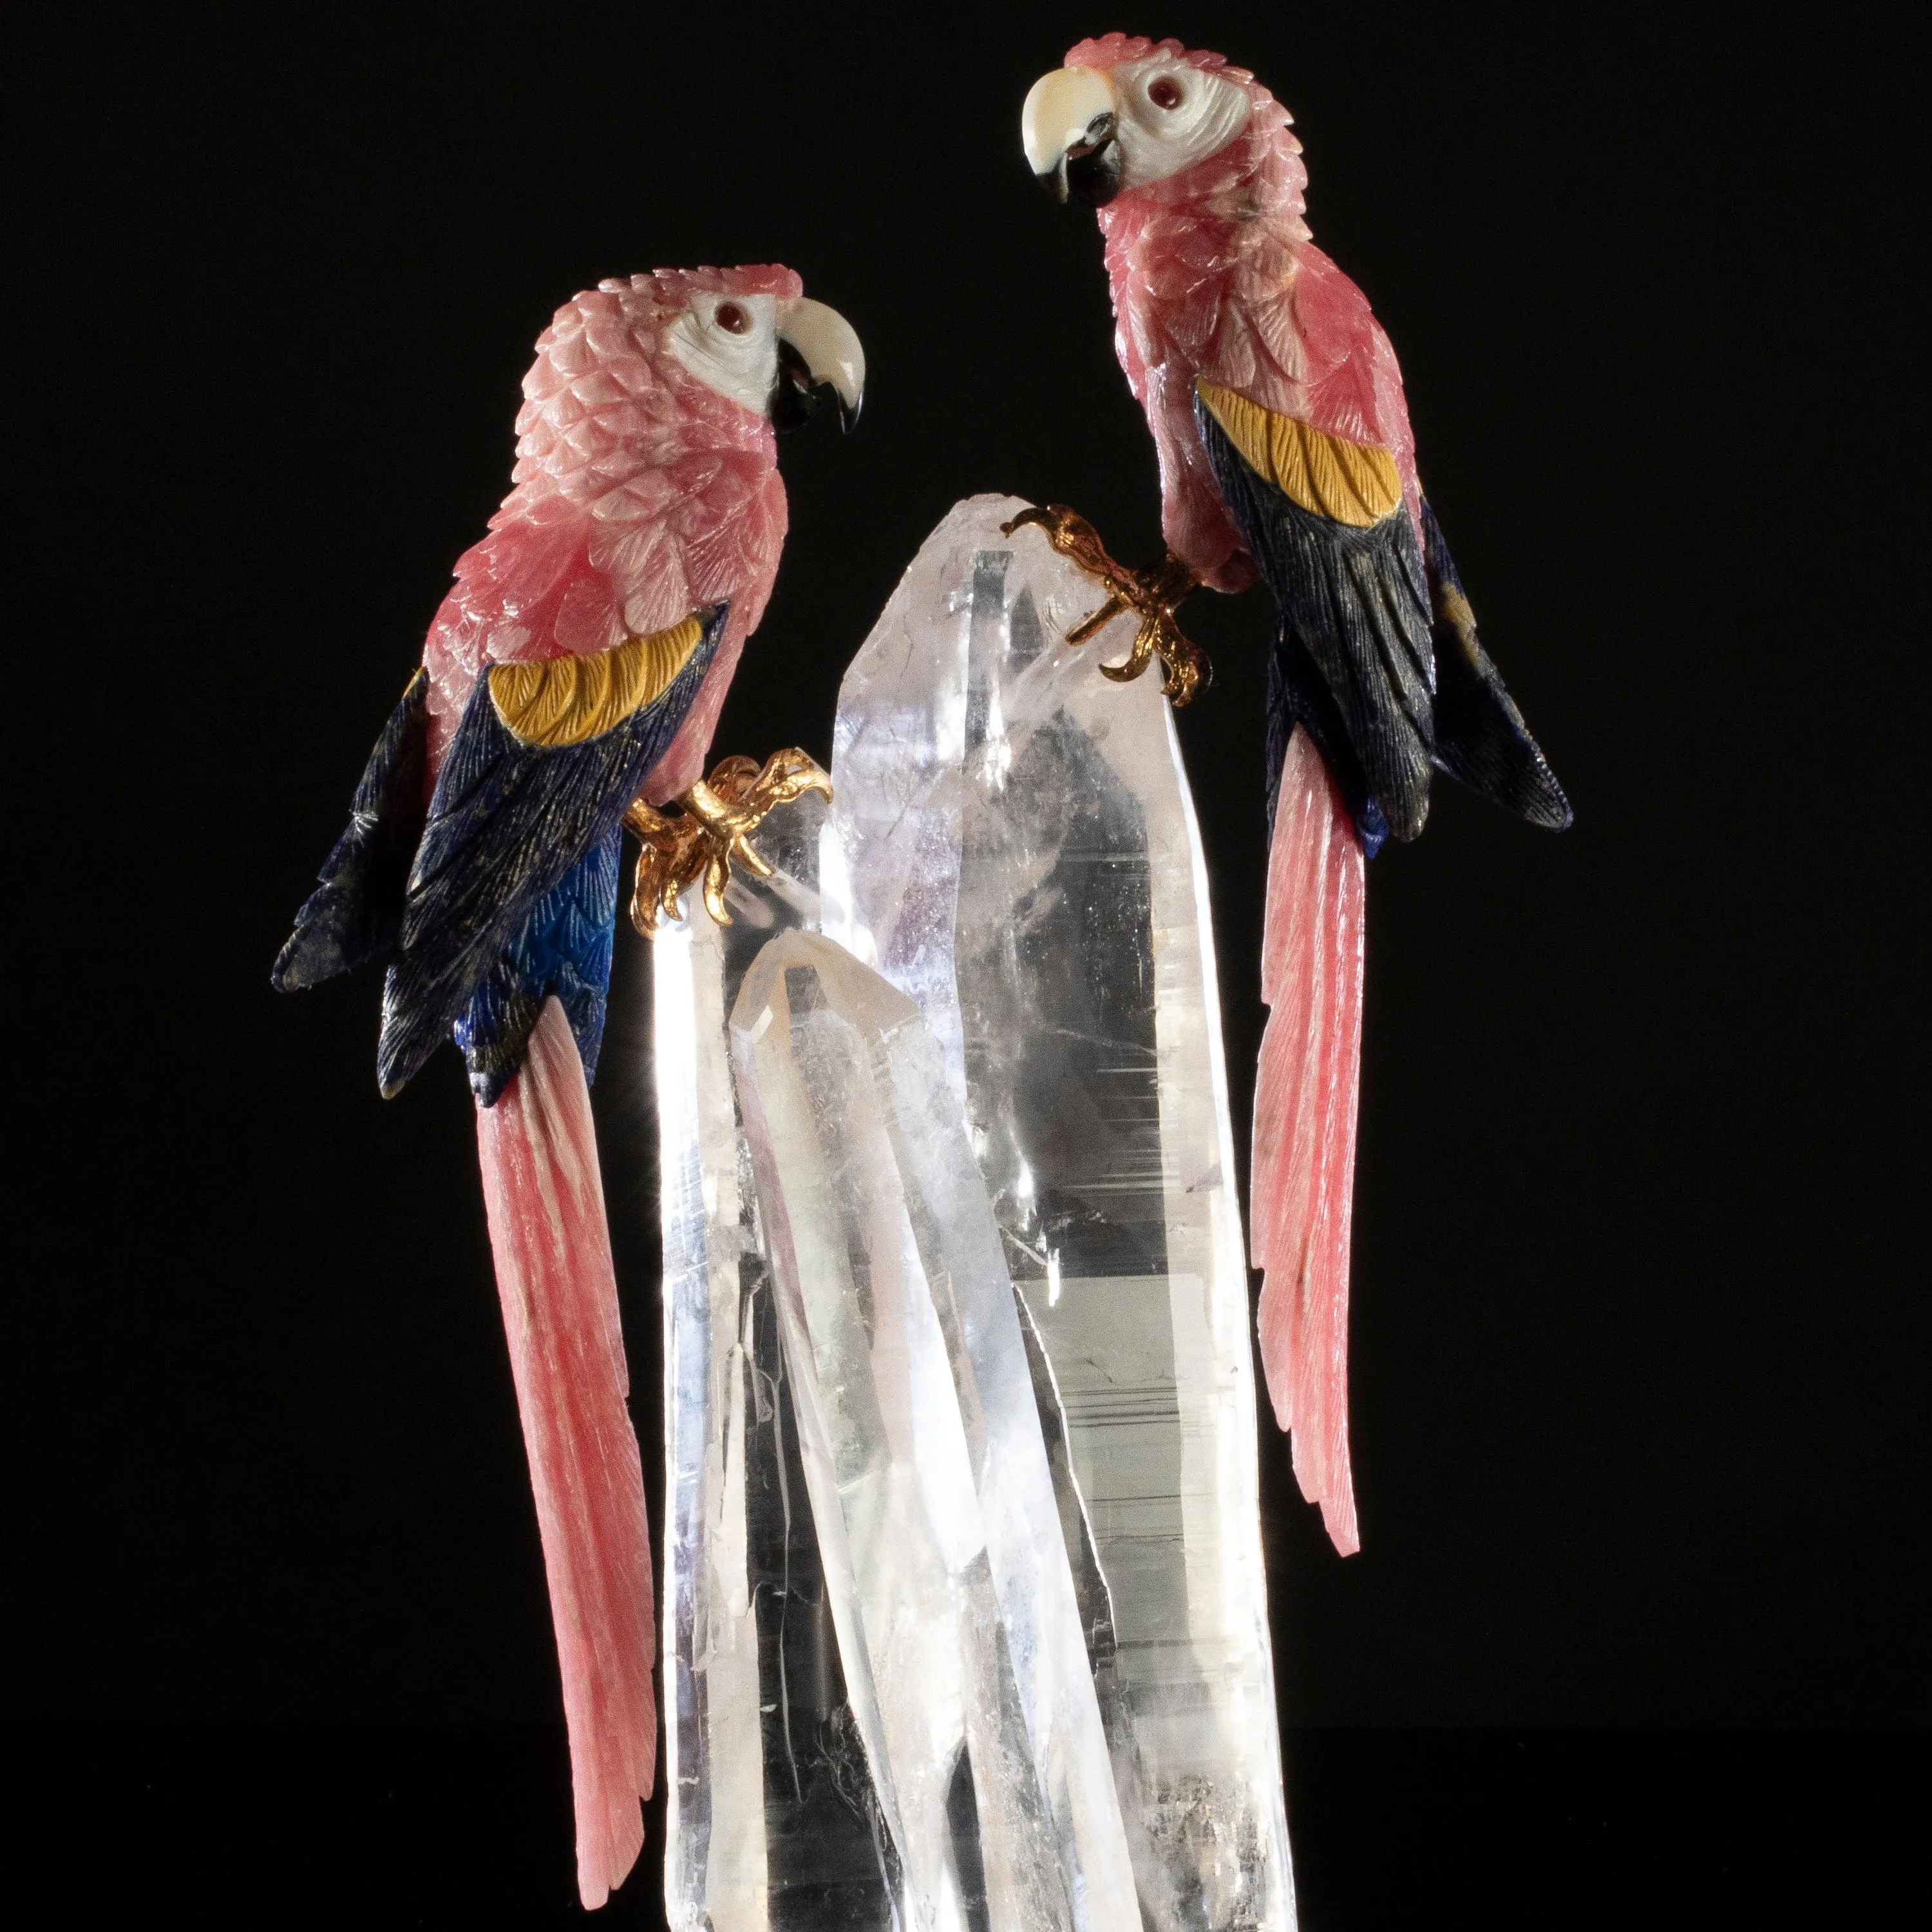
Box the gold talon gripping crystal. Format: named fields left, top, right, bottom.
left=999, top=503, right=1209, bottom=706
left=623, top=748, right=833, bottom=932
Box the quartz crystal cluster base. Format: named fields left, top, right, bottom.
left=656, top=497, right=1294, bottom=1929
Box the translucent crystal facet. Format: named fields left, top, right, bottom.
left=656, top=795, right=898, bottom=1928
left=827, top=497, right=1294, bottom=1930
left=730, top=931, right=1139, bottom=1931
left=658, top=496, right=1294, bottom=1930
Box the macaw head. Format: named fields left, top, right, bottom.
left=650, top=264, right=866, bottom=432
left=1021, top=34, right=1306, bottom=232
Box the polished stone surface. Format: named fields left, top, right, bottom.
left=828, top=497, right=1293, bottom=1929
left=659, top=497, right=1293, bottom=1927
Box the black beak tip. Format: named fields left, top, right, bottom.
left=837, top=394, right=862, bottom=433
left=1040, top=160, right=1070, bottom=205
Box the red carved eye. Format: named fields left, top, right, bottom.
left=1148, top=75, right=1184, bottom=109
left=715, top=302, right=750, bottom=334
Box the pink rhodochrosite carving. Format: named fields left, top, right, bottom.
left=420, top=268, right=795, bottom=796
left=1064, top=34, right=1420, bottom=591
left=477, top=1003, right=658, bottom=1900
left=1251, top=729, right=1366, bottom=1553
left=426, top=269, right=797, bottom=1907
left=1025, top=36, right=1570, bottom=1556
left=276, top=262, right=862, bottom=1907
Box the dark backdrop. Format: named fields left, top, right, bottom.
left=7, top=1, right=1926, bottom=1920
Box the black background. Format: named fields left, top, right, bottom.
left=6, top=2, right=1926, bottom=1922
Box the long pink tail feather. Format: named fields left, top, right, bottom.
left=1251, top=727, right=1367, bottom=1556
left=475, top=999, right=656, bottom=1909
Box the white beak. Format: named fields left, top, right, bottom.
left=775, top=297, right=866, bottom=427
left=1021, top=65, right=1118, bottom=176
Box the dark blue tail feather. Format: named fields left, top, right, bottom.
left=272, top=670, right=430, bottom=989
left=455, top=832, right=621, bottom=1106
left=375, top=605, right=725, bottom=1101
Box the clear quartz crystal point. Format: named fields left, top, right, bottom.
left=658, top=495, right=1294, bottom=1929
left=656, top=792, right=861, bottom=1931
left=826, top=495, right=1296, bottom=1930
left=729, top=929, right=1141, bottom=1932
left=656, top=791, right=1136, bottom=1931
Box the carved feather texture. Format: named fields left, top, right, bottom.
left=1421, top=498, right=1573, bottom=829
left=418, top=277, right=802, bottom=1897
left=1198, top=394, right=1435, bottom=845
left=476, top=1001, right=657, bottom=1908
left=278, top=265, right=813, bottom=1905
left=1251, top=726, right=1365, bottom=1555
left=1068, top=37, right=1417, bottom=589
left=272, top=670, right=429, bottom=990
left=1059, top=42, right=1572, bottom=1572
left=1196, top=379, right=1403, bottom=526
left=417, top=268, right=795, bottom=793
left=379, top=607, right=722, bottom=1101
left=488, top=611, right=707, bottom=747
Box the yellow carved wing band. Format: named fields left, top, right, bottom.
left=1196, top=379, right=1403, bottom=527
left=487, top=611, right=708, bottom=748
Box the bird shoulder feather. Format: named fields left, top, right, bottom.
left=486, top=612, right=710, bottom=748
left=1195, top=378, right=1403, bottom=527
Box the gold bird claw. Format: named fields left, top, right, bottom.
left=999, top=503, right=1209, bottom=706
left=623, top=748, right=833, bottom=932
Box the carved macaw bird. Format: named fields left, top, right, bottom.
left=1019, top=37, right=1570, bottom=1555
left=273, top=267, right=862, bottom=1904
